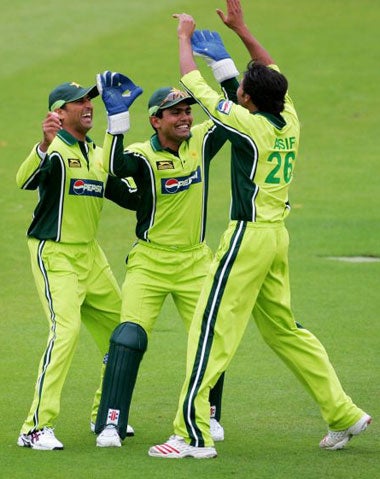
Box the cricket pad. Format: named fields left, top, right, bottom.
left=95, top=321, right=147, bottom=439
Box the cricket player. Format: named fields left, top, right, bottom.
left=16, top=80, right=141, bottom=450
left=91, top=70, right=240, bottom=447
left=148, top=0, right=371, bottom=459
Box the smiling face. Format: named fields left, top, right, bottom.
left=57, top=95, right=93, bottom=140
left=150, top=101, right=193, bottom=151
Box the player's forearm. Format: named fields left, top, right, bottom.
left=16, top=144, right=47, bottom=189
left=175, top=13, right=198, bottom=76
left=233, top=24, right=274, bottom=66
left=178, top=36, right=197, bottom=76
left=104, top=132, right=136, bottom=178
left=103, top=132, right=126, bottom=177
left=105, top=176, right=139, bottom=211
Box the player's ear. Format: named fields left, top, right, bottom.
left=55, top=107, right=65, bottom=122
left=242, top=91, right=251, bottom=103
left=149, top=115, right=160, bottom=129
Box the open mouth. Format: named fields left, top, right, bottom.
left=175, top=124, right=190, bottom=133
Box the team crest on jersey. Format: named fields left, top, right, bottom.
left=68, top=158, right=81, bottom=168
left=217, top=100, right=233, bottom=115
left=161, top=166, right=201, bottom=194
left=69, top=178, right=104, bottom=197
left=156, top=160, right=174, bottom=170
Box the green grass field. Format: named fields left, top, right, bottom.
left=1, top=1, right=379, bottom=478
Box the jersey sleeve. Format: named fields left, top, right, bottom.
left=191, top=78, right=239, bottom=164
left=181, top=70, right=254, bottom=138
left=102, top=132, right=139, bottom=177
left=16, top=144, right=50, bottom=189
left=105, top=175, right=140, bottom=211
left=220, top=77, right=239, bottom=103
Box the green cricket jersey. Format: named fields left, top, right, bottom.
left=16, top=130, right=139, bottom=243
left=102, top=125, right=222, bottom=247
left=102, top=79, right=239, bottom=248
left=180, top=67, right=300, bottom=223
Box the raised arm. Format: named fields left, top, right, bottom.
left=216, top=0, right=274, bottom=65
left=174, top=13, right=239, bottom=85
left=172, top=13, right=197, bottom=76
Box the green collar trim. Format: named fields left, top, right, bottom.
left=57, top=129, right=94, bottom=146
left=150, top=132, right=192, bottom=154
left=254, top=111, right=286, bottom=129
left=150, top=134, right=163, bottom=152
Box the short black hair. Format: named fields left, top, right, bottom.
left=242, top=61, right=288, bottom=115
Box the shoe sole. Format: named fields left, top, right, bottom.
left=17, top=436, right=63, bottom=450
left=17, top=435, right=63, bottom=450
left=31, top=444, right=64, bottom=450
left=91, top=423, right=134, bottom=437
left=96, top=441, right=121, bottom=448
left=148, top=448, right=217, bottom=459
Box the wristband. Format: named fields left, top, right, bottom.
left=37, top=145, right=47, bottom=161
left=107, top=111, right=130, bottom=134
left=211, top=58, right=239, bottom=83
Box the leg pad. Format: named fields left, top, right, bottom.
left=95, top=322, right=147, bottom=439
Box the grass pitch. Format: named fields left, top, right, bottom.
left=0, top=1, right=379, bottom=478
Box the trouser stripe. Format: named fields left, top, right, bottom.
left=184, top=221, right=246, bottom=446
left=32, top=240, right=57, bottom=431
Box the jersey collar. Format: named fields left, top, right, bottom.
left=150, top=132, right=193, bottom=154
left=150, top=133, right=164, bottom=152
left=57, top=129, right=94, bottom=146
left=254, top=111, right=286, bottom=129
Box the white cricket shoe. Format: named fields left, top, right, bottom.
left=210, top=418, right=224, bottom=442
left=96, top=425, right=122, bottom=448
left=17, top=427, right=64, bottom=450
left=148, top=435, right=217, bottom=459
left=319, top=413, right=372, bottom=450
left=90, top=421, right=134, bottom=436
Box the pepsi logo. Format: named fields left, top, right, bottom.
left=161, top=166, right=202, bottom=195
left=164, top=178, right=180, bottom=194
left=73, top=179, right=85, bottom=194
left=69, top=178, right=104, bottom=197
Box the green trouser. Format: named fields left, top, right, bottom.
left=173, top=221, right=364, bottom=447
left=21, top=238, right=120, bottom=434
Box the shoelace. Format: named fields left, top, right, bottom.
left=326, top=429, right=347, bottom=440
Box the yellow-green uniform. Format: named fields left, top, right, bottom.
left=173, top=68, right=365, bottom=447
left=16, top=130, right=138, bottom=434
left=103, top=121, right=226, bottom=334
left=94, top=80, right=239, bottom=434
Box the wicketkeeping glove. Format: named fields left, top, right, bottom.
left=191, top=30, right=239, bottom=83
left=96, top=71, right=143, bottom=134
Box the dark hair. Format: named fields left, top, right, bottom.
left=153, top=109, right=163, bottom=119
left=242, top=61, right=288, bottom=115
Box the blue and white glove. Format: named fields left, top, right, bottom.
left=191, top=30, right=239, bottom=83
left=96, top=71, right=143, bottom=134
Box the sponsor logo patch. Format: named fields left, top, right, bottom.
left=156, top=160, right=174, bottom=170
left=69, top=178, right=104, bottom=197
left=68, top=158, right=81, bottom=168
left=161, top=166, right=201, bottom=194
left=217, top=100, right=233, bottom=115
left=106, top=408, right=120, bottom=425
